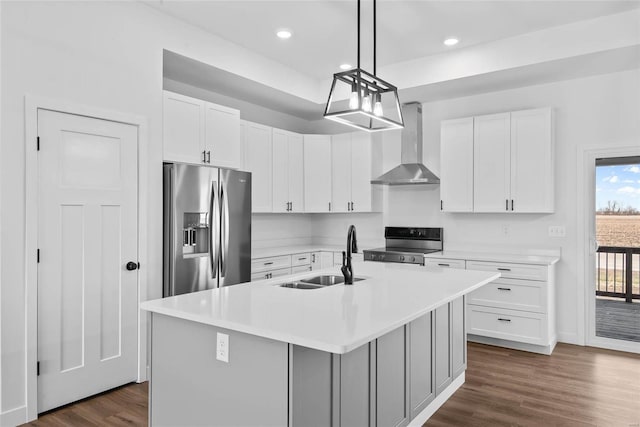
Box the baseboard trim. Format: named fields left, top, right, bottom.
left=557, top=331, right=582, bottom=345
left=468, top=334, right=556, bottom=355
left=407, top=373, right=465, bottom=427
left=1, top=405, right=27, bottom=426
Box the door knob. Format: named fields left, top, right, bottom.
left=126, top=262, right=139, bottom=271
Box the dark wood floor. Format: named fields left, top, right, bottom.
left=596, top=298, right=640, bottom=342
left=428, top=343, right=640, bottom=426
left=24, top=382, right=147, bottom=426
left=24, top=343, right=640, bottom=427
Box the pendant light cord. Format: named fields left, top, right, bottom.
left=373, top=0, right=376, bottom=75
left=357, top=0, right=360, bottom=69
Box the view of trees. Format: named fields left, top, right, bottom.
left=597, top=200, right=640, bottom=215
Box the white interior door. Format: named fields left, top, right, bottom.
left=37, top=109, right=139, bottom=413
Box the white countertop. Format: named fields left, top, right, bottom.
left=425, top=250, right=560, bottom=265
left=141, top=262, right=499, bottom=354
left=252, top=245, right=346, bottom=259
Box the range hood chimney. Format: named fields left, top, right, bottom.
left=371, top=103, right=440, bottom=185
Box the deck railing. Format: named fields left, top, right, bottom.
left=596, top=246, right=640, bottom=302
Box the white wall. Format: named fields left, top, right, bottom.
left=252, top=214, right=314, bottom=249
left=0, top=0, right=318, bottom=419
left=385, top=69, right=639, bottom=343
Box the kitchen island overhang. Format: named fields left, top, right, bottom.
left=142, top=262, right=499, bottom=426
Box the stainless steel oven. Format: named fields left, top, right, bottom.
left=363, top=227, right=443, bottom=265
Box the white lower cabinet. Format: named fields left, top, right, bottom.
left=426, top=255, right=556, bottom=354
left=311, top=252, right=334, bottom=271
left=424, top=258, right=466, bottom=269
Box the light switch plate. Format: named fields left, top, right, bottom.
left=548, top=225, right=566, bottom=238
left=216, top=332, right=229, bottom=363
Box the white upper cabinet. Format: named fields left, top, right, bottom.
left=204, top=102, right=241, bottom=169
left=440, top=117, right=474, bottom=212
left=331, top=133, right=352, bottom=213
left=272, top=128, right=304, bottom=213
left=440, top=108, right=554, bottom=214
left=350, top=131, right=373, bottom=212
left=163, top=91, right=205, bottom=164
left=473, top=113, right=511, bottom=212
left=303, top=135, right=332, bottom=213
left=242, top=121, right=273, bottom=213
left=510, top=108, right=554, bottom=213
left=331, top=132, right=377, bottom=213
left=163, top=90, right=241, bottom=168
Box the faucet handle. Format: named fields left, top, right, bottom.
left=342, top=251, right=346, bottom=266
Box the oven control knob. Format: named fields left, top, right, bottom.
left=380, top=254, right=385, bottom=261
left=411, top=256, right=416, bottom=263
left=400, top=255, right=405, bottom=262
left=372, top=255, right=377, bottom=261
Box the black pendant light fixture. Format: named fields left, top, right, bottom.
left=323, top=0, right=404, bottom=132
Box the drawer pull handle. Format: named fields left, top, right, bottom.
left=497, top=268, right=511, bottom=271
left=498, top=318, right=511, bottom=322
left=438, top=263, right=450, bottom=267
left=264, top=262, right=274, bottom=266
left=298, top=257, right=307, bottom=261
left=497, top=287, right=512, bottom=291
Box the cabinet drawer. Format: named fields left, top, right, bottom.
left=291, top=253, right=312, bottom=267
left=468, top=279, right=546, bottom=313
left=424, top=258, right=466, bottom=269
left=291, top=264, right=312, bottom=274
left=251, top=255, right=291, bottom=273
left=251, top=267, right=291, bottom=281
left=467, top=306, right=547, bottom=345
left=466, top=261, right=546, bottom=281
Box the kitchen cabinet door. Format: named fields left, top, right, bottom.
left=310, top=252, right=322, bottom=270
left=510, top=108, right=553, bottom=213
left=451, top=297, right=466, bottom=378
left=272, top=129, right=290, bottom=213
left=304, top=135, right=332, bottom=212
left=288, top=133, right=305, bottom=212
left=440, top=118, right=474, bottom=212
left=321, top=252, right=334, bottom=269
left=204, top=102, right=241, bottom=169
left=244, top=122, right=273, bottom=212
left=434, top=303, right=451, bottom=396
left=473, top=113, right=511, bottom=213
left=410, top=313, right=434, bottom=419
left=163, top=91, right=205, bottom=164
left=376, top=326, right=409, bottom=427
left=331, top=133, right=352, bottom=213
left=350, top=132, right=372, bottom=212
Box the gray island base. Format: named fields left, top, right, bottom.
left=150, top=296, right=466, bottom=427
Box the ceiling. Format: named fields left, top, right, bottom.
left=146, top=0, right=640, bottom=80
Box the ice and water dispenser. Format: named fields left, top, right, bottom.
left=182, top=212, right=209, bottom=257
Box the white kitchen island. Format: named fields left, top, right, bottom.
left=141, top=262, right=499, bottom=427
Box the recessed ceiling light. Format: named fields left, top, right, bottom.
left=276, top=30, right=292, bottom=39
left=339, top=64, right=352, bottom=70
left=443, top=38, right=459, bottom=46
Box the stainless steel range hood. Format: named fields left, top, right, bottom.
left=371, top=103, right=440, bottom=185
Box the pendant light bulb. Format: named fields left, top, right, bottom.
left=349, top=83, right=359, bottom=110
left=373, top=92, right=383, bottom=117
left=362, top=89, right=372, bottom=113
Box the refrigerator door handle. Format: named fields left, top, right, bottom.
left=220, top=181, right=230, bottom=278
left=209, top=181, right=220, bottom=278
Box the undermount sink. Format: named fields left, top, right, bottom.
left=280, top=282, right=323, bottom=290
left=300, top=275, right=345, bottom=286
left=279, top=275, right=366, bottom=290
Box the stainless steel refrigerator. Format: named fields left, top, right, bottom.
left=163, top=163, right=251, bottom=297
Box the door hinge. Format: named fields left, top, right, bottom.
left=37, top=136, right=40, bottom=151
left=37, top=249, right=40, bottom=263
left=37, top=361, right=40, bottom=376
